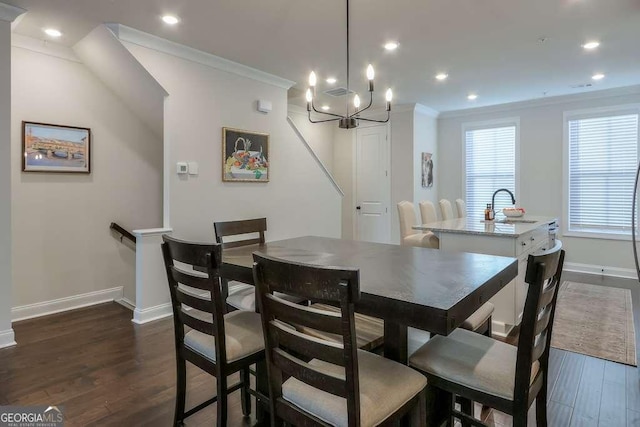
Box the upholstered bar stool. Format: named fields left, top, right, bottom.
left=410, top=242, right=565, bottom=427
left=398, top=201, right=439, bottom=249
left=456, top=199, right=466, bottom=218
left=439, top=199, right=455, bottom=220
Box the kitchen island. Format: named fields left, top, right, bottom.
left=413, top=215, right=557, bottom=337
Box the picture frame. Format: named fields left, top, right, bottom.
left=421, top=152, right=433, bottom=188
left=222, top=127, right=269, bottom=182
left=22, top=121, right=91, bottom=173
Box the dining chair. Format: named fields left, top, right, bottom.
left=455, top=199, right=466, bottom=218
left=418, top=200, right=439, bottom=225
left=214, top=218, right=304, bottom=311
left=439, top=199, right=455, bottom=220
left=409, top=241, right=565, bottom=427
left=161, top=235, right=265, bottom=427
left=253, top=252, right=428, bottom=427
left=398, top=201, right=439, bottom=249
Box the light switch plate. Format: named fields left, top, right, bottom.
left=176, top=162, right=188, bottom=174
left=188, top=162, right=199, bottom=175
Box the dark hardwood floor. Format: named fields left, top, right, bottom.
left=0, top=270, right=638, bottom=426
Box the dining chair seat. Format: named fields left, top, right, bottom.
left=283, top=349, right=427, bottom=427
left=295, top=303, right=384, bottom=351
left=403, top=232, right=440, bottom=249
left=184, top=310, right=265, bottom=363
left=461, top=302, right=494, bottom=332
left=226, top=282, right=306, bottom=311
left=409, top=328, right=539, bottom=402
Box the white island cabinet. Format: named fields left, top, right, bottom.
left=413, top=216, right=557, bottom=337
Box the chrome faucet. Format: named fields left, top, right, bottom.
left=491, top=188, right=516, bottom=216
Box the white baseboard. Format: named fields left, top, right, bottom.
left=490, top=320, right=514, bottom=338
left=132, top=303, right=172, bottom=324
left=0, top=328, right=16, bottom=349
left=12, top=287, right=124, bottom=322
left=564, top=262, right=638, bottom=280
left=116, top=297, right=136, bottom=311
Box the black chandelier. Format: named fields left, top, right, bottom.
left=306, top=0, right=392, bottom=129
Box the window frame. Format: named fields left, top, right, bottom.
left=461, top=117, right=521, bottom=220
left=562, top=104, right=640, bottom=241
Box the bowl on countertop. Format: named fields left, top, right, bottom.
left=503, top=208, right=525, bottom=218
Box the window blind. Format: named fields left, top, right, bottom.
left=567, top=113, right=639, bottom=235
left=465, top=125, right=517, bottom=221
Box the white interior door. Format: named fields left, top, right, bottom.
left=355, top=125, right=390, bottom=243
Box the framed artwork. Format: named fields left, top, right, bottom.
left=222, top=127, right=269, bottom=182
left=421, top=152, right=433, bottom=188
left=22, top=121, right=91, bottom=173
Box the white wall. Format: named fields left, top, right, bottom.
left=390, top=108, right=414, bottom=244
left=122, top=42, right=342, bottom=243
left=0, top=18, right=13, bottom=346
left=11, top=43, right=163, bottom=307
left=287, top=107, right=335, bottom=173
left=333, top=127, right=356, bottom=239
left=413, top=107, right=438, bottom=208
left=438, top=90, right=640, bottom=271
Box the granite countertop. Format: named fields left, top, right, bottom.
left=412, top=215, right=558, bottom=238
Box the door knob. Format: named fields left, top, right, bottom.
left=356, top=206, right=361, bottom=210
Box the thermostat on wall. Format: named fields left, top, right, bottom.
left=257, top=99, right=272, bottom=114
left=177, top=162, right=188, bottom=174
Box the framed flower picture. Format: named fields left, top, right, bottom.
left=22, top=122, right=91, bottom=173
left=222, top=127, right=269, bottom=182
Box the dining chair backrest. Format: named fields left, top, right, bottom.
left=397, top=201, right=418, bottom=239
left=514, top=241, right=565, bottom=409
left=439, top=199, right=455, bottom=221
left=455, top=199, right=466, bottom=218
left=419, top=201, right=438, bottom=224
left=252, top=253, right=362, bottom=426
left=214, top=218, right=267, bottom=249
left=161, top=236, right=227, bottom=364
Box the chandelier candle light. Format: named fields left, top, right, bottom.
left=306, top=0, right=392, bottom=129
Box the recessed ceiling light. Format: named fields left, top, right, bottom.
left=43, top=28, right=62, bottom=38
left=592, top=73, right=605, bottom=81
left=326, top=77, right=337, bottom=84
left=435, top=73, right=449, bottom=81
left=162, top=15, right=180, bottom=25
left=467, top=94, right=478, bottom=101
left=582, top=41, right=600, bottom=50
left=321, top=105, right=330, bottom=111
left=384, top=42, right=399, bottom=51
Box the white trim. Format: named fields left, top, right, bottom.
left=132, top=227, right=173, bottom=237
left=116, top=297, right=135, bottom=311
left=287, top=116, right=345, bottom=197
left=461, top=117, right=521, bottom=205
left=11, top=33, right=82, bottom=63
left=490, top=320, right=513, bottom=338
left=11, top=287, right=124, bottom=322
left=561, top=105, right=640, bottom=240
left=132, top=303, right=172, bottom=324
left=414, top=103, right=440, bottom=118
left=107, top=24, right=295, bottom=90
left=439, top=85, right=640, bottom=119
left=0, top=329, right=16, bottom=348
left=0, top=2, right=25, bottom=22
left=564, top=262, right=638, bottom=280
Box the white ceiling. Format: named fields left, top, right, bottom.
left=5, top=0, right=640, bottom=112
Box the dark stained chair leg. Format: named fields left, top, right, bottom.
left=536, top=380, right=548, bottom=426
left=240, top=367, right=251, bottom=417
left=426, top=384, right=453, bottom=427
left=485, top=316, right=492, bottom=337
left=216, top=375, right=228, bottom=427
left=174, top=355, right=186, bottom=426
left=459, top=396, right=473, bottom=427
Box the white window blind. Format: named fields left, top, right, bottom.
left=567, top=113, right=639, bottom=236
left=465, top=125, right=517, bottom=221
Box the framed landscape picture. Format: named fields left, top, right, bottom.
left=222, top=127, right=269, bottom=182
left=22, top=122, right=91, bottom=173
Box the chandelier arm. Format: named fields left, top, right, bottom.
left=348, top=91, right=374, bottom=118
left=308, top=111, right=343, bottom=123
left=357, top=111, right=391, bottom=123
left=311, top=98, right=345, bottom=119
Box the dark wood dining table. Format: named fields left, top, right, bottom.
left=220, top=235, right=518, bottom=424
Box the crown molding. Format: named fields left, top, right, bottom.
left=439, top=85, right=640, bottom=119
left=12, top=33, right=81, bottom=63
left=0, top=2, right=25, bottom=23
left=106, top=23, right=295, bottom=90
left=414, top=103, right=440, bottom=118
